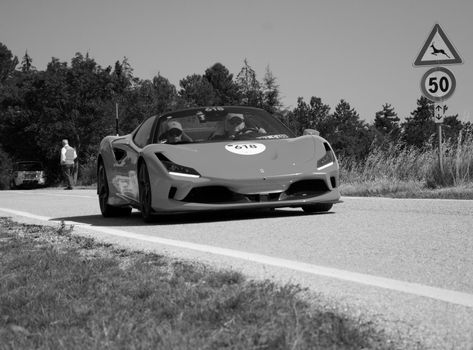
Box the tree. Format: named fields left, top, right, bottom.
left=152, top=74, right=178, bottom=113
left=0, top=42, right=18, bottom=83
left=20, top=51, right=36, bottom=72
left=373, top=103, right=400, bottom=144
left=374, top=103, right=400, bottom=135
left=402, top=96, right=435, bottom=148
left=204, top=63, right=240, bottom=105
left=261, top=65, right=282, bottom=114
left=179, top=74, right=216, bottom=107
left=235, top=59, right=262, bottom=107
left=327, top=99, right=374, bottom=159
left=290, top=96, right=331, bottom=136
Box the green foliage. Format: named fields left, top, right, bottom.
left=261, top=65, right=282, bottom=114
left=204, top=63, right=240, bottom=105
left=179, top=74, right=217, bottom=107
left=289, top=97, right=374, bottom=159
left=373, top=103, right=400, bottom=143
left=402, top=96, right=435, bottom=148
left=236, top=58, right=263, bottom=107
left=20, top=51, right=35, bottom=73
left=0, top=43, right=19, bottom=83
left=0, top=40, right=472, bottom=188
left=0, top=146, right=13, bottom=189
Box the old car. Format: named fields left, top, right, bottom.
left=97, top=106, right=341, bottom=222
left=10, top=161, right=47, bottom=189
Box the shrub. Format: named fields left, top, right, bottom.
left=0, top=147, right=13, bottom=189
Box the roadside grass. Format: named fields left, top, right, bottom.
left=339, top=131, right=473, bottom=199
left=0, top=218, right=397, bottom=350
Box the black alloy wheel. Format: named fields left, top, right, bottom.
left=98, top=162, right=131, bottom=217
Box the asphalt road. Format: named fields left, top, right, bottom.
left=1, top=188, right=473, bottom=349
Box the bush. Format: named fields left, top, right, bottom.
left=0, top=147, right=13, bottom=190
left=77, top=153, right=97, bottom=186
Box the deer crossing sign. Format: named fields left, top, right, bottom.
left=414, top=24, right=462, bottom=67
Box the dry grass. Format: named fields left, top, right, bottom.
left=339, top=131, right=473, bottom=198
left=0, top=218, right=397, bottom=350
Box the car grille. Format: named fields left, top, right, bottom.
left=181, top=180, right=330, bottom=204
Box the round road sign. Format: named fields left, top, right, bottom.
left=420, top=67, right=456, bottom=102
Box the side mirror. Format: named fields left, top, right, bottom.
left=303, top=129, right=320, bottom=136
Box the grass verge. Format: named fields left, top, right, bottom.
left=0, top=217, right=397, bottom=349
left=340, top=180, right=473, bottom=199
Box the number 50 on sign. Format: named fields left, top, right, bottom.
left=420, top=67, right=456, bottom=102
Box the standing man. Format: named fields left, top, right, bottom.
left=60, top=139, right=77, bottom=190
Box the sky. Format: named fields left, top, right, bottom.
left=1, top=0, right=472, bottom=123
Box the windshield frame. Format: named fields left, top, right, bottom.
left=155, top=106, right=296, bottom=145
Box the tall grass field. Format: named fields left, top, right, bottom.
left=339, top=131, right=473, bottom=198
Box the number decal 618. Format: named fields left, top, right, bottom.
left=420, top=67, right=456, bottom=102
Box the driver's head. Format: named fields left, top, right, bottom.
left=225, top=113, right=245, bottom=134
left=166, top=120, right=183, bottom=143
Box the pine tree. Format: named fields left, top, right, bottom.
left=236, top=58, right=262, bottom=107
left=374, top=103, right=400, bottom=143
left=328, top=99, right=374, bottom=159
left=374, top=103, right=399, bottom=135
left=20, top=51, right=36, bottom=72
left=204, top=63, right=240, bottom=105
left=179, top=74, right=216, bottom=107
left=262, top=65, right=281, bottom=114
left=401, top=96, right=435, bottom=148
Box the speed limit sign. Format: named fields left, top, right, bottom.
left=420, top=67, right=456, bottom=102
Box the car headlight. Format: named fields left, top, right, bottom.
left=156, top=153, right=200, bottom=178
left=317, top=142, right=335, bottom=170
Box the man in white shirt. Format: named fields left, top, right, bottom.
left=60, top=139, right=77, bottom=189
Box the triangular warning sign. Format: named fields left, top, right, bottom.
left=414, top=24, right=462, bottom=66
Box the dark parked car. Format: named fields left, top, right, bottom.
left=10, top=161, right=47, bottom=189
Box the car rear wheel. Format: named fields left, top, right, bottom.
left=98, top=163, right=132, bottom=217
left=301, top=203, right=333, bottom=213
left=138, top=162, right=154, bottom=222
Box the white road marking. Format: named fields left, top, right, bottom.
left=2, top=207, right=473, bottom=308
left=5, top=191, right=96, bottom=199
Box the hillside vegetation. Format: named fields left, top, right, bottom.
left=0, top=42, right=471, bottom=194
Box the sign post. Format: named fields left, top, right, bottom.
left=414, top=23, right=462, bottom=179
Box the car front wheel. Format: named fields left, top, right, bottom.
left=138, top=162, right=154, bottom=222
left=98, top=163, right=131, bottom=217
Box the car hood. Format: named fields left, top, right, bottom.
left=145, top=136, right=322, bottom=179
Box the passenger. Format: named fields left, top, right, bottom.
left=161, top=120, right=192, bottom=144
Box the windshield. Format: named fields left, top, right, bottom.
left=155, top=107, right=295, bottom=144
left=15, top=162, right=43, bottom=171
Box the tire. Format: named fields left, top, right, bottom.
left=301, top=203, right=333, bottom=213
left=138, top=162, right=154, bottom=222
left=97, top=162, right=132, bottom=217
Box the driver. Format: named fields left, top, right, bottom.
left=210, top=113, right=264, bottom=140
left=225, top=113, right=246, bottom=138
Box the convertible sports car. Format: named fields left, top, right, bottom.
left=97, top=106, right=341, bottom=222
